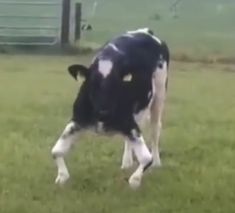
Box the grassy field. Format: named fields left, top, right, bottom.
left=0, top=54, right=235, bottom=213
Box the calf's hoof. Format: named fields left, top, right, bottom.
left=55, top=172, right=70, bottom=185
left=128, top=175, right=142, bottom=189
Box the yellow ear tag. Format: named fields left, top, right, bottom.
left=123, top=74, right=132, bottom=82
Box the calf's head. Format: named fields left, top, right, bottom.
left=68, top=59, right=123, bottom=121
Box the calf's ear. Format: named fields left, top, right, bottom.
left=68, top=64, right=89, bottom=80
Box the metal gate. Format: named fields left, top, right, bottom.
left=0, top=0, right=62, bottom=45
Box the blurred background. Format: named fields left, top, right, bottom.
left=0, top=0, right=234, bottom=61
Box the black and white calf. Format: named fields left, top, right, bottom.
left=51, top=28, right=170, bottom=189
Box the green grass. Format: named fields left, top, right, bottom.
left=0, top=55, right=235, bottom=213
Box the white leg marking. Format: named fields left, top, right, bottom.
left=54, top=158, right=70, bottom=185
left=121, top=139, right=133, bottom=169
left=51, top=121, right=79, bottom=185
left=128, top=136, right=152, bottom=189
left=151, top=61, right=167, bottom=167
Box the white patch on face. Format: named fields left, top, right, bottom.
left=127, top=28, right=162, bottom=44
left=98, top=60, right=113, bottom=78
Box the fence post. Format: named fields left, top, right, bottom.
left=61, top=0, right=71, bottom=45
left=75, top=2, right=82, bottom=41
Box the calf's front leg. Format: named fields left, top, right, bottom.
left=51, top=121, right=79, bottom=185
left=121, top=139, right=134, bottom=169
left=128, top=131, right=153, bottom=189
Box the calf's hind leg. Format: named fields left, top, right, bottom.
left=121, top=139, right=134, bottom=169
left=150, top=62, right=167, bottom=167
left=150, top=97, right=164, bottom=167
